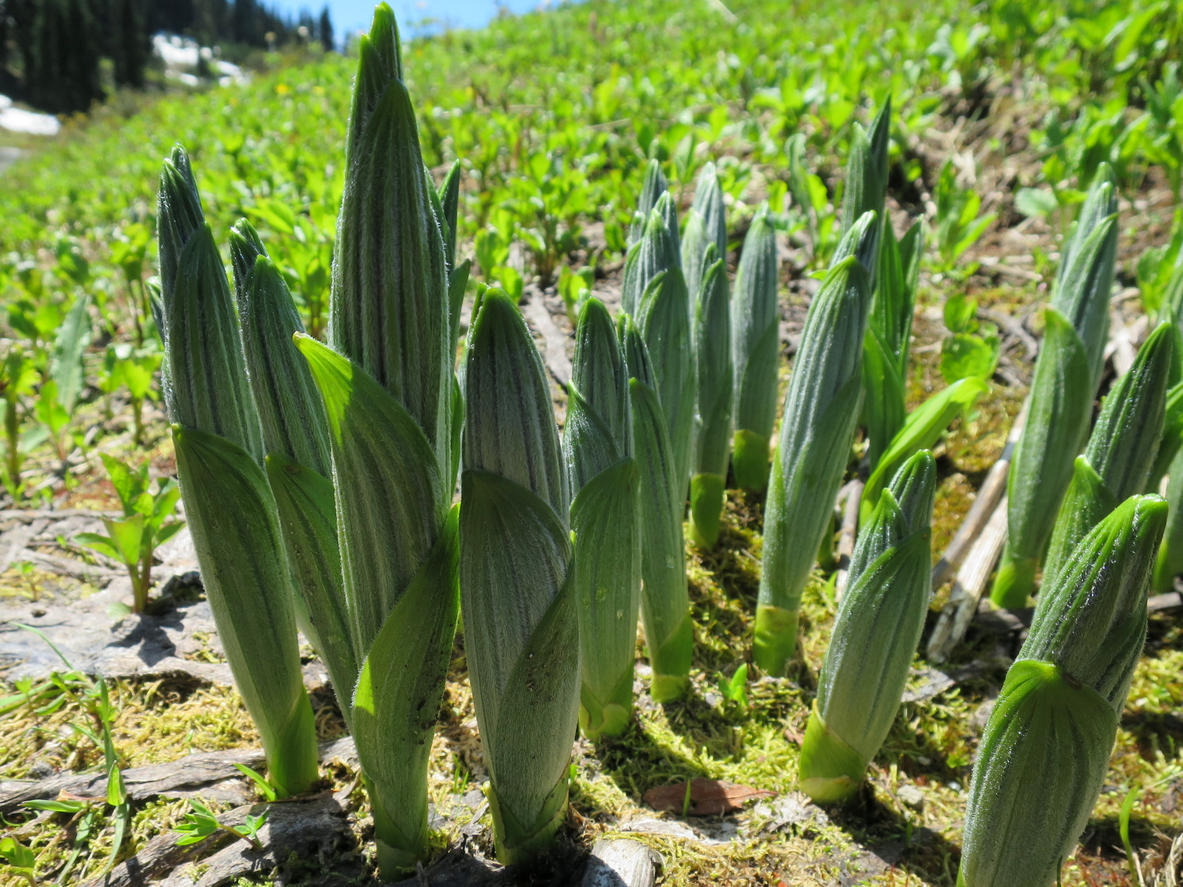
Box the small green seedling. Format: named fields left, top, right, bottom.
left=233, top=762, right=279, bottom=802
left=176, top=798, right=269, bottom=853
left=0, top=836, right=36, bottom=886
left=76, top=454, right=184, bottom=613
left=716, top=663, right=750, bottom=712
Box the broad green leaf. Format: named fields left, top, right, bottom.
left=353, top=505, right=459, bottom=875
left=296, top=334, right=447, bottom=660
left=570, top=458, right=641, bottom=739
left=860, top=376, right=988, bottom=524
left=959, top=660, right=1119, bottom=887
left=172, top=425, right=317, bottom=797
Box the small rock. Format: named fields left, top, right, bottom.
left=897, top=785, right=925, bottom=810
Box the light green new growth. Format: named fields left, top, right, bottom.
left=461, top=292, right=578, bottom=863
left=993, top=164, right=1118, bottom=608
left=862, top=219, right=924, bottom=467
left=757, top=255, right=872, bottom=674
left=730, top=203, right=780, bottom=491
left=156, top=146, right=318, bottom=800
left=297, top=6, right=460, bottom=876
left=627, top=158, right=679, bottom=257
left=621, top=315, right=693, bottom=701
left=1043, top=322, right=1175, bottom=586
left=858, top=375, right=987, bottom=526
left=565, top=298, right=641, bottom=739
left=800, top=450, right=935, bottom=802
left=626, top=203, right=696, bottom=500
left=690, top=251, right=733, bottom=548
left=839, top=98, right=891, bottom=286
left=960, top=495, right=1165, bottom=887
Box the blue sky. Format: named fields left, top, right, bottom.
left=269, top=1, right=548, bottom=41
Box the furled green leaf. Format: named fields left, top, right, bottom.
left=570, top=458, right=641, bottom=739
left=1024, top=495, right=1165, bottom=710
left=730, top=204, right=780, bottom=491
left=461, top=290, right=576, bottom=861
left=296, top=334, right=447, bottom=660
left=958, top=660, right=1118, bottom=887
left=801, top=451, right=934, bottom=802
left=265, top=452, right=356, bottom=720
left=172, top=426, right=317, bottom=797
left=993, top=309, right=1093, bottom=607
left=1043, top=323, right=1174, bottom=585
left=353, top=504, right=459, bottom=875
left=757, top=257, right=871, bottom=673
left=231, top=222, right=331, bottom=478
left=329, top=34, right=451, bottom=469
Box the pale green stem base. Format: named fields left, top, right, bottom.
left=580, top=668, right=634, bottom=740
left=797, top=703, right=866, bottom=803
left=647, top=613, right=693, bottom=703
left=732, top=429, right=770, bottom=492
left=265, top=692, right=320, bottom=799
left=688, top=472, right=726, bottom=549
left=489, top=774, right=569, bottom=865
left=371, top=782, right=428, bottom=881
left=990, top=550, right=1037, bottom=609
left=753, top=604, right=798, bottom=676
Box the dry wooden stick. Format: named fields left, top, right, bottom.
left=0, top=737, right=357, bottom=814
left=931, top=400, right=1027, bottom=589
left=926, top=499, right=1010, bottom=662
left=582, top=838, right=661, bottom=887
left=520, top=290, right=573, bottom=389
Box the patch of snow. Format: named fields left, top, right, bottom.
left=153, top=33, right=249, bottom=86
left=153, top=33, right=201, bottom=68
left=0, top=94, right=60, bottom=136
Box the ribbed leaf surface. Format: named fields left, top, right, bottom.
left=570, top=458, right=641, bottom=739
left=810, top=451, right=934, bottom=785
left=1022, top=495, right=1165, bottom=711
left=1044, top=323, right=1173, bottom=583
left=959, top=660, right=1118, bottom=887
left=235, top=243, right=332, bottom=477
left=757, top=258, right=871, bottom=672
left=464, top=292, right=567, bottom=513
left=629, top=376, right=693, bottom=699
left=353, top=504, right=459, bottom=873
left=172, top=426, right=317, bottom=797
left=266, top=453, right=355, bottom=717
left=329, top=68, right=450, bottom=465
left=162, top=225, right=263, bottom=462
left=994, top=308, right=1092, bottom=606
left=731, top=205, right=780, bottom=445
left=296, top=334, right=446, bottom=659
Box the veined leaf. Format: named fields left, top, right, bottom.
left=959, top=660, right=1118, bottom=887
left=353, top=505, right=459, bottom=875
left=860, top=376, right=988, bottom=525
left=296, top=334, right=447, bottom=660
left=172, top=425, right=317, bottom=797
left=758, top=257, right=871, bottom=673
left=993, top=308, right=1093, bottom=607
left=730, top=204, right=780, bottom=491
